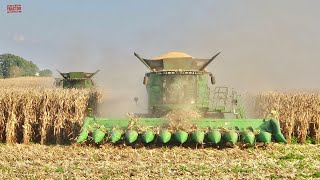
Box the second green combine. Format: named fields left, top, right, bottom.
left=55, top=70, right=100, bottom=89
left=77, top=52, right=286, bottom=146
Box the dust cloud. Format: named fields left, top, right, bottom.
left=54, top=1, right=320, bottom=117
left=54, top=39, right=148, bottom=117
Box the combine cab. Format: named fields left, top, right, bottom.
left=77, top=52, right=286, bottom=146
left=56, top=70, right=99, bottom=89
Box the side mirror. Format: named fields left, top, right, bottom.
left=143, top=76, right=148, bottom=85
left=210, top=75, right=216, bottom=84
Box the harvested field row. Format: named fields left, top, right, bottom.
left=0, top=144, right=319, bottom=179
left=254, top=91, right=320, bottom=144
left=0, top=88, right=101, bottom=144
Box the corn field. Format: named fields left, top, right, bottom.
left=1, top=77, right=319, bottom=144
left=0, top=77, right=55, bottom=88
left=0, top=78, right=101, bottom=144
left=255, top=91, right=320, bottom=144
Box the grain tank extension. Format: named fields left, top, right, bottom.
left=77, top=52, right=286, bottom=146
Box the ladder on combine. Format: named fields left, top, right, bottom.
left=212, top=87, right=229, bottom=107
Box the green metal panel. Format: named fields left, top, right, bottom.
left=147, top=74, right=162, bottom=106
left=196, top=74, right=209, bottom=107
left=159, top=130, right=172, bottom=143
left=69, top=72, right=86, bottom=79
left=62, top=79, right=94, bottom=89
left=78, top=117, right=286, bottom=144
left=81, top=117, right=274, bottom=131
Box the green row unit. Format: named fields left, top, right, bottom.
left=77, top=117, right=287, bottom=145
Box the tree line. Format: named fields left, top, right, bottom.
left=0, top=53, right=52, bottom=78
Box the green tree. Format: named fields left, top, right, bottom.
left=0, top=53, right=39, bottom=78
left=39, top=69, right=53, bottom=77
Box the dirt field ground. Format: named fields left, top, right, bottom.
left=0, top=144, right=319, bottom=179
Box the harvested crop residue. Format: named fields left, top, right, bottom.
left=164, top=109, right=201, bottom=132
left=0, top=144, right=319, bottom=179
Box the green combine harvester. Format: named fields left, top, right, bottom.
left=56, top=70, right=99, bottom=89
left=77, top=52, right=286, bottom=146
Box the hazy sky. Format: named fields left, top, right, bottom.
left=1, top=1, right=320, bottom=115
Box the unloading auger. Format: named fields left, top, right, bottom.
left=77, top=52, right=286, bottom=146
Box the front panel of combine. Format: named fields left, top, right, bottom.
left=77, top=52, right=286, bottom=146
left=62, top=78, right=94, bottom=89
left=145, top=71, right=211, bottom=117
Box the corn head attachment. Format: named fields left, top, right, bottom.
left=77, top=117, right=286, bottom=145
left=77, top=52, right=287, bottom=146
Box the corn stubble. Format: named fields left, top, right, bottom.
left=255, top=91, right=320, bottom=143
left=0, top=88, right=101, bottom=144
